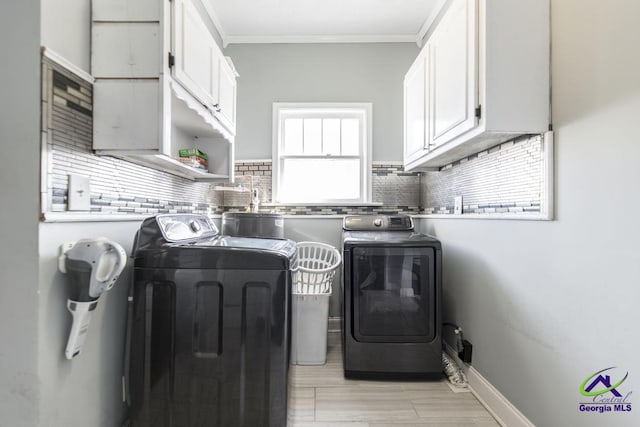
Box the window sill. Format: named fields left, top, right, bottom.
left=413, top=212, right=552, bottom=221
left=41, top=212, right=150, bottom=223
left=262, top=202, right=383, bottom=207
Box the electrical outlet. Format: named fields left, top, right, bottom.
left=454, top=196, right=463, bottom=214
left=459, top=339, right=473, bottom=364
left=68, top=175, right=91, bottom=211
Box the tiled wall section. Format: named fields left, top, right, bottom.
left=219, top=162, right=421, bottom=215
left=42, top=55, right=223, bottom=216
left=421, top=135, right=544, bottom=214
left=219, top=162, right=273, bottom=208
left=372, top=164, right=420, bottom=209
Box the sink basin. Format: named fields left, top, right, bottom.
left=221, top=212, right=285, bottom=238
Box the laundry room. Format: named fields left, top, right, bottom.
left=2, top=1, right=639, bottom=427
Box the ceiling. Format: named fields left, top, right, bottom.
left=204, top=0, right=447, bottom=46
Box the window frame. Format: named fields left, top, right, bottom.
left=272, top=102, right=372, bottom=204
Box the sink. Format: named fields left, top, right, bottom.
left=221, top=212, right=285, bottom=238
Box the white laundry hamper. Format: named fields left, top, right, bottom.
left=290, top=241, right=341, bottom=365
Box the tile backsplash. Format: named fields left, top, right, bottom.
left=42, top=53, right=222, bottom=216
left=42, top=52, right=547, bottom=219
left=220, top=162, right=421, bottom=215
left=420, top=134, right=546, bottom=215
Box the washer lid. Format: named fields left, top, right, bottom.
left=134, top=236, right=297, bottom=270
left=195, top=235, right=294, bottom=251
left=342, top=230, right=441, bottom=248
left=133, top=215, right=297, bottom=270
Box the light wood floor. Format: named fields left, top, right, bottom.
left=287, top=332, right=499, bottom=427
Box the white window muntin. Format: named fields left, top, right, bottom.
left=272, top=103, right=372, bottom=204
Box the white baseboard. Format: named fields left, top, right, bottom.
left=444, top=344, right=535, bottom=427
left=328, top=317, right=341, bottom=332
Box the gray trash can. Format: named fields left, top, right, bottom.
left=290, top=242, right=341, bottom=365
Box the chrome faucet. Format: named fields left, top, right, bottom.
left=249, top=188, right=260, bottom=212
left=248, top=176, right=260, bottom=212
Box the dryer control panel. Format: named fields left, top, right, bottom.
left=343, top=215, right=414, bottom=231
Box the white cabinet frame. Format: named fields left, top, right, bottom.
left=404, top=0, right=550, bottom=171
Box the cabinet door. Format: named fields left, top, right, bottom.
left=427, top=0, right=477, bottom=149
left=92, top=22, right=160, bottom=78
left=172, top=0, right=217, bottom=108
left=404, top=54, right=428, bottom=164
left=93, top=0, right=160, bottom=21
left=93, top=80, right=162, bottom=151
left=216, top=56, right=237, bottom=133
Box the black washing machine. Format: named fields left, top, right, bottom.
left=129, top=214, right=296, bottom=427
left=342, top=215, right=442, bottom=379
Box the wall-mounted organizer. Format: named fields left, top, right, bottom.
left=91, top=0, right=237, bottom=182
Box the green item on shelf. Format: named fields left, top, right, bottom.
left=178, top=148, right=208, bottom=160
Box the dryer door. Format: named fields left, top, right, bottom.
left=351, top=246, right=436, bottom=343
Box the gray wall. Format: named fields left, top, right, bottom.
left=0, top=1, right=42, bottom=426
left=283, top=217, right=344, bottom=317
left=38, top=222, right=141, bottom=426
left=225, top=43, right=419, bottom=161
left=7, top=2, right=150, bottom=427
left=41, top=0, right=91, bottom=72
left=418, top=1, right=640, bottom=426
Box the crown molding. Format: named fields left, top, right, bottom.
left=200, top=0, right=450, bottom=48
left=417, top=0, right=450, bottom=47
left=198, top=0, right=229, bottom=47
left=224, top=34, right=419, bottom=46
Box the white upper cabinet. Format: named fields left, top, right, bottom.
left=172, top=0, right=218, bottom=110
left=172, top=0, right=237, bottom=134
left=92, top=0, right=237, bottom=181
left=403, top=53, right=427, bottom=164
left=404, top=0, right=550, bottom=170
left=216, top=57, right=238, bottom=131
left=427, top=0, right=476, bottom=149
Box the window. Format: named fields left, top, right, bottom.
left=272, top=103, right=372, bottom=204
